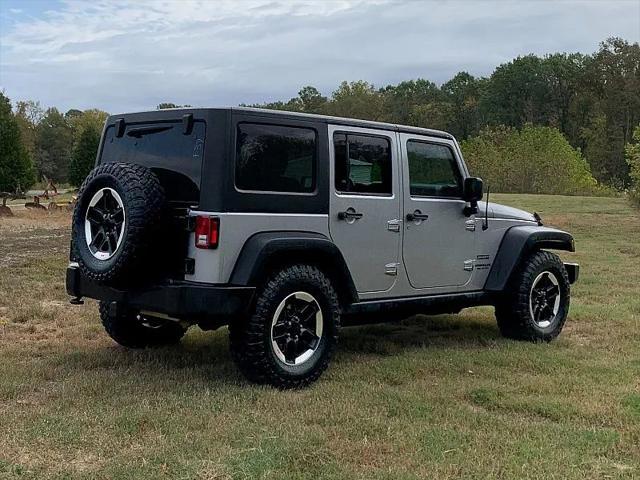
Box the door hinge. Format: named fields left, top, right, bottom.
left=385, top=262, right=399, bottom=276
left=465, top=219, right=476, bottom=231
left=463, top=259, right=474, bottom=271
left=387, top=219, right=402, bottom=232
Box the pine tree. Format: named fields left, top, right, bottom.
left=69, top=125, right=100, bottom=187
left=0, top=93, right=35, bottom=193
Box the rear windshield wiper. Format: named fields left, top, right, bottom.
left=126, top=125, right=174, bottom=138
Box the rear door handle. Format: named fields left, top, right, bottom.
left=406, top=210, right=429, bottom=222
left=338, top=208, right=364, bottom=221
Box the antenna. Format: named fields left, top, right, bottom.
left=482, top=185, right=490, bottom=231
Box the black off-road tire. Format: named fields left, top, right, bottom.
left=495, top=250, right=570, bottom=342
left=99, top=302, right=186, bottom=348
left=229, top=265, right=341, bottom=389
left=72, top=162, right=166, bottom=286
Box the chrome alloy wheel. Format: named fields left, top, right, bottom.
left=529, top=271, right=561, bottom=328
left=84, top=187, right=126, bottom=260
left=270, top=291, right=323, bottom=366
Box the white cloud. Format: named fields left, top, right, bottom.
left=0, top=0, right=638, bottom=113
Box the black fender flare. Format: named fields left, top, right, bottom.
left=484, top=225, right=575, bottom=292
left=229, top=231, right=359, bottom=304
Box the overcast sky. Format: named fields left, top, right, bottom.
left=0, top=0, right=638, bottom=114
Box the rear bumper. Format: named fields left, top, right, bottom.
left=564, top=262, right=579, bottom=284
left=66, top=265, right=255, bottom=320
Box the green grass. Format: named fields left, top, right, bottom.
left=0, top=194, right=639, bottom=479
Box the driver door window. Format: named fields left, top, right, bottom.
left=407, top=140, right=462, bottom=198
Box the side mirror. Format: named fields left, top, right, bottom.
left=463, top=177, right=484, bottom=203
left=463, top=177, right=483, bottom=216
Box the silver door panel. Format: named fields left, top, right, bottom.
left=327, top=125, right=402, bottom=294
left=399, top=133, right=476, bottom=292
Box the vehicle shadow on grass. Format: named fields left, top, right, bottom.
left=56, top=312, right=500, bottom=387
left=339, top=312, right=501, bottom=356
left=57, top=330, right=245, bottom=388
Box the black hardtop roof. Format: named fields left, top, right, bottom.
left=109, top=106, right=455, bottom=140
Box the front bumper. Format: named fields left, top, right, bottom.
left=564, top=262, right=579, bottom=284
left=66, top=265, right=255, bottom=320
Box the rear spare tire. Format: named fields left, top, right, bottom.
left=71, top=162, right=165, bottom=286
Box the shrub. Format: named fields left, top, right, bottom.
left=625, top=125, right=640, bottom=206
left=460, top=125, right=605, bottom=195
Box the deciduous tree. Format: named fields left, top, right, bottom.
left=441, top=72, right=485, bottom=139
left=625, top=125, right=640, bottom=204
left=36, top=108, right=73, bottom=182
left=14, top=100, right=44, bottom=161
left=461, top=124, right=600, bottom=195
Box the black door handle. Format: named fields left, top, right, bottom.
left=406, top=210, right=429, bottom=222
left=338, top=208, right=364, bottom=221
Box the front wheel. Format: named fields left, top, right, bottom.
left=495, top=250, right=570, bottom=342
left=229, top=265, right=340, bottom=389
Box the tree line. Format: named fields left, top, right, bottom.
left=1, top=37, right=638, bottom=196
left=250, top=37, right=639, bottom=191
left=0, top=95, right=107, bottom=192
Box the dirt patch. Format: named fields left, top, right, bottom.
left=0, top=209, right=71, bottom=232
left=0, top=211, right=70, bottom=269
left=618, top=246, right=640, bottom=258
left=0, top=205, right=14, bottom=217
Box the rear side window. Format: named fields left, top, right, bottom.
left=235, top=123, right=316, bottom=193
left=334, top=133, right=392, bottom=195
left=407, top=140, right=462, bottom=197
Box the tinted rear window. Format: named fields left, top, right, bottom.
left=100, top=121, right=205, bottom=205
left=235, top=123, right=316, bottom=193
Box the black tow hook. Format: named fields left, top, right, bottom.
left=70, top=296, right=84, bottom=305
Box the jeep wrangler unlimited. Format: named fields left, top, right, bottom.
left=66, top=107, right=579, bottom=388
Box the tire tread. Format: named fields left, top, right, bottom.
left=495, top=250, right=570, bottom=342
left=229, top=264, right=340, bottom=389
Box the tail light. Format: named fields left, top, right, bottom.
left=194, top=216, right=219, bottom=249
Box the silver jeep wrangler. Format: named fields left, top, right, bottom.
left=67, top=107, right=579, bottom=388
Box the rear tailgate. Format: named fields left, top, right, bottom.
left=98, top=113, right=206, bottom=279
left=99, top=114, right=205, bottom=207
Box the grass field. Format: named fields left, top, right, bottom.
left=0, top=194, right=639, bottom=479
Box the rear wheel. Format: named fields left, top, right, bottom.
left=229, top=265, right=340, bottom=388
left=99, top=302, right=186, bottom=348
left=495, top=250, right=570, bottom=342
